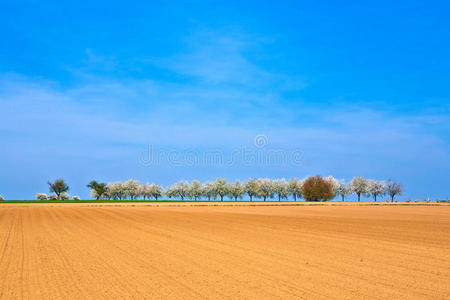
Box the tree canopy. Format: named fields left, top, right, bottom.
left=301, top=175, right=335, bottom=201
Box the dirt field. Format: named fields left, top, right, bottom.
left=0, top=204, right=449, bottom=299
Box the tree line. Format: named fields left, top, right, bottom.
left=34, top=175, right=405, bottom=202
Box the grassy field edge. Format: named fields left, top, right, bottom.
left=0, top=200, right=448, bottom=206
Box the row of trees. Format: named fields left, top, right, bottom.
left=34, top=179, right=80, bottom=200
left=79, top=176, right=403, bottom=202
left=36, top=192, right=80, bottom=201
left=90, top=180, right=163, bottom=201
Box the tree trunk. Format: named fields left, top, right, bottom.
left=294, top=194, right=297, bottom=201
left=250, top=195, right=253, bottom=201
left=391, top=195, right=394, bottom=202
left=208, top=195, right=210, bottom=201
left=374, top=194, right=377, bottom=202
left=220, top=195, right=223, bottom=201
left=358, top=193, right=361, bottom=202
left=341, top=194, right=344, bottom=201
left=235, top=196, right=237, bottom=201
left=264, top=196, right=266, bottom=201
left=278, top=195, right=281, bottom=201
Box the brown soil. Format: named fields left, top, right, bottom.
left=0, top=204, right=449, bottom=299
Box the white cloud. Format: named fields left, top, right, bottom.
left=1, top=72, right=448, bottom=161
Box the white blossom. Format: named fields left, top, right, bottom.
left=124, top=179, right=140, bottom=200
left=288, top=178, right=303, bottom=201
left=48, top=194, right=58, bottom=200
left=172, top=180, right=189, bottom=200
left=350, top=176, right=369, bottom=202
left=386, top=179, right=403, bottom=202
left=335, top=180, right=351, bottom=201
left=244, top=178, right=260, bottom=202
left=188, top=180, right=203, bottom=200
left=60, top=192, right=70, bottom=200
left=149, top=183, right=163, bottom=200
left=257, top=178, right=274, bottom=201
left=212, top=178, right=230, bottom=201
left=107, top=182, right=123, bottom=200
left=272, top=179, right=289, bottom=201
left=36, top=193, right=48, bottom=200
left=139, top=182, right=151, bottom=200
left=228, top=180, right=244, bottom=201
left=367, top=180, right=386, bottom=202
left=202, top=181, right=216, bottom=201
left=164, top=185, right=178, bottom=200
left=326, top=176, right=340, bottom=196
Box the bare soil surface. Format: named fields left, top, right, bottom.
left=0, top=205, right=449, bottom=299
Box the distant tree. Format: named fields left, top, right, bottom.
left=335, top=180, right=351, bottom=201
left=0, top=195, right=4, bottom=201
left=104, top=181, right=128, bottom=200
left=386, top=179, right=403, bottom=202
left=150, top=183, right=163, bottom=200
left=164, top=185, right=178, bottom=200
left=301, top=175, right=335, bottom=201
left=73, top=195, right=81, bottom=201
left=48, top=194, right=58, bottom=200
left=202, top=181, right=216, bottom=201
left=87, top=180, right=108, bottom=200
left=350, top=176, right=368, bottom=202
left=60, top=192, right=70, bottom=200
left=124, top=179, right=140, bottom=200
left=212, top=178, right=230, bottom=201
left=326, top=176, right=340, bottom=199
left=115, top=181, right=129, bottom=200
left=48, top=179, right=69, bottom=200
left=90, top=189, right=99, bottom=200
left=36, top=193, right=48, bottom=200
left=104, top=186, right=112, bottom=200
left=367, top=180, right=386, bottom=202
left=244, top=178, right=260, bottom=201
left=228, top=180, right=244, bottom=201
left=106, top=182, right=121, bottom=200
left=258, top=178, right=274, bottom=201
left=188, top=180, right=203, bottom=200
left=272, top=179, right=289, bottom=201
left=173, top=180, right=189, bottom=200
left=288, top=178, right=303, bottom=201
left=139, top=182, right=151, bottom=200
left=117, top=182, right=128, bottom=200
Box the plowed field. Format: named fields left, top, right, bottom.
left=0, top=204, right=449, bottom=299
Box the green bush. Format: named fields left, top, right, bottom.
left=301, top=175, right=334, bottom=201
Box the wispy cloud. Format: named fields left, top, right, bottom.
left=148, top=28, right=306, bottom=91
left=1, top=71, right=448, bottom=158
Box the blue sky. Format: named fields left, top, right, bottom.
left=0, top=0, right=449, bottom=200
